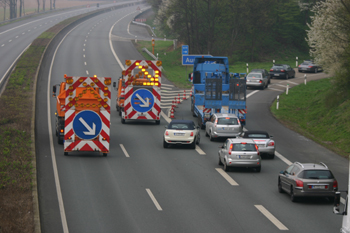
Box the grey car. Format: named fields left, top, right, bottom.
left=205, top=113, right=242, bottom=141
left=278, top=162, right=338, bottom=202
left=239, top=130, right=275, bottom=159
left=218, top=138, right=261, bottom=172
left=246, top=72, right=269, bottom=90
left=250, top=69, right=271, bottom=84
left=298, top=60, right=323, bottom=73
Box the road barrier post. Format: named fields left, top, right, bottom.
left=246, top=63, right=249, bottom=74
left=296, top=57, right=298, bottom=68
left=286, top=84, right=289, bottom=95
left=304, top=74, right=307, bottom=85
left=135, top=36, right=137, bottom=43
left=164, top=35, right=166, bottom=41
left=273, top=60, right=275, bottom=66
left=276, top=95, right=279, bottom=110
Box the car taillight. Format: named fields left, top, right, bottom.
left=308, top=66, right=313, bottom=68
left=165, top=131, right=169, bottom=136
left=190, top=132, right=194, bottom=136
left=259, top=80, right=262, bottom=83
left=296, top=179, right=303, bottom=187
left=229, top=144, right=233, bottom=155
left=333, top=180, right=338, bottom=189
left=281, top=69, right=285, bottom=72
left=270, top=69, right=273, bottom=71
left=268, top=141, right=275, bottom=146
left=298, top=65, right=301, bottom=67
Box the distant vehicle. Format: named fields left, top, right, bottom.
left=218, top=138, right=261, bottom=172
left=239, top=130, right=275, bottom=159
left=246, top=72, right=269, bottom=90
left=205, top=113, right=242, bottom=141
left=250, top=69, right=270, bottom=84
left=278, top=162, right=338, bottom=202
left=269, top=64, right=295, bottom=79
left=298, top=60, right=323, bottom=73
left=163, top=120, right=200, bottom=149
left=97, top=3, right=99, bottom=7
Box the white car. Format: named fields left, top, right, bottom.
left=163, top=120, right=200, bottom=149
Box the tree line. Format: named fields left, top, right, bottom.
left=146, top=0, right=322, bottom=62
left=0, top=0, right=56, bottom=21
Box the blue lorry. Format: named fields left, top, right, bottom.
left=189, top=56, right=247, bottom=129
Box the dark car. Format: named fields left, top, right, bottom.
left=269, top=64, right=295, bottom=79
left=250, top=69, right=270, bottom=84
left=298, top=60, right=323, bottom=73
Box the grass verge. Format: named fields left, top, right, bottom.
left=270, top=78, right=350, bottom=157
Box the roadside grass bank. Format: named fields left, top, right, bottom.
left=135, top=40, right=310, bottom=89
left=0, top=9, right=104, bottom=233
left=270, top=78, right=350, bottom=157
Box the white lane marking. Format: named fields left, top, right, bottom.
left=127, top=21, right=136, bottom=37
left=285, top=81, right=298, bottom=85
left=9, top=40, right=12, bottom=42
left=162, top=83, right=175, bottom=87
left=86, top=70, right=89, bottom=75
left=84, top=62, right=87, bottom=66
left=146, top=189, right=163, bottom=211
left=15, top=36, right=18, bottom=38
left=196, top=146, right=206, bottom=155
left=47, top=23, right=83, bottom=233
left=215, top=168, right=239, bottom=186
left=274, top=84, right=287, bottom=88
left=120, top=144, right=130, bottom=158
left=255, top=205, right=288, bottom=230
left=84, top=44, right=86, bottom=46
left=275, top=151, right=292, bottom=165
left=83, top=54, right=85, bottom=58
left=247, top=90, right=259, bottom=98
left=267, top=87, right=283, bottom=92
left=1, top=44, right=4, bottom=47
left=83, top=48, right=85, bottom=52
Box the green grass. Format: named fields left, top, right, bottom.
left=270, top=78, right=350, bottom=157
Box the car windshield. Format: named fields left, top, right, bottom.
left=168, top=123, right=194, bottom=130
left=232, top=143, right=256, bottom=151
left=301, top=170, right=334, bottom=179
left=217, top=117, right=238, bottom=125
left=247, top=73, right=262, bottom=78
left=245, top=133, right=269, bottom=138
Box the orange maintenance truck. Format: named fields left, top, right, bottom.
left=52, top=75, right=111, bottom=156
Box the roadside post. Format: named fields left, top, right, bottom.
left=304, top=74, right=307, bottom=85
left=286, top=84, right=289, bottom=95
left=246, top=63, right=249, bottom=74
left=152, top=38, right=155, bottom=55
left=164, top=35, right=166, bottom=41
left=273, top=60, right=275, bottom=66
left=135, top=36, right=137, bottom=43
left=296, top=57, right=298, bottom=68
left=276, top=95, right=279, bottom=110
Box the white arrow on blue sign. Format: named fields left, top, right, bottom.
left=72, top=110, right=102, bottom=140
left=182, top=45, right=189, bottom=55
left=131, top=89, right=154, bottom=113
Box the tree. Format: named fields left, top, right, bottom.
left=0, top=0, right=9, bottom=21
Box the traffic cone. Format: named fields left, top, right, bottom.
left=170, top=108, right=175, bottom=118
left=174, top=97, right=178, bottom=107
left=183, top=90, right=186, bottom=100
left=177, top=93, right=181, bottom=104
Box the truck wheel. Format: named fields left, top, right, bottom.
left=58, top=136, right=63, bottom=145
left=155, top=120, right=160, bottom=125
left=118, top=110, right=121, bottom=116
left=64, top=152, right=68, bottom=156
left=191, top=103, right=196, bottom=117
left=121, top=118, right=125, bottom=124
left=103, top=153, right=107, bottom=157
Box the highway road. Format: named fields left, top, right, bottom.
left=32, top=4, right=348, bottom=233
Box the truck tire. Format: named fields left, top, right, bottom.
left=64, top=152, right=68, bottom=156
left=198, top=116, right=205, bottom=129
left=191, top=103, right=196, bottom=117
left=155, top=120, right=160, bottom=125
left=58, top=136, right=63, bottom=145
left=121, top=118, right=125, bottom=124
left=103, top=153, right=107, bottom=157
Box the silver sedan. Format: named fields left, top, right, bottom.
left=205, top=113, right=242, bottom=141
left=239, top=130, right=275, bottom=159
left=218, top=138, right=261, bottom=172
left=246, top=72, right=268, bottom=90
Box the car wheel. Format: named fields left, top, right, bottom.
left=205, top=130, right=209, bottom=137
left=290, top=187, right=297, bottom=202
left=163, top=140, right=168, bottom=148
left=209, top=131, right=214, bottom=141
left=255, top=166, right=261, bottom=173
left=223, top=161, right=229, bottom=172
left=266, top=82, right=268, bottom=88
left=196, top=134, right=200, bottom=145
left=270, top=153, right=275, bottom=159
left=278, top=179, right=284, bottom=193
left=285, top=74, right=289, bottom=80
left=190, top=139, right=196, bottom=149
left=261, top=84, right=265, bottom=90
left=315, top=68, right=318, bottom=73
left=218, top=156, right=223, bottom=165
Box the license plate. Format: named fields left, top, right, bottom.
left=239, top=155, right=250, bottom=159
left=302, top=68, right=307, bottom=70
left=258, top=145, right=265, bottom=148
left=274, top=74, right=280, bottom=76
left=311, top=185, right=325, bottom=189
left=174, top=133, right=185, bottom=136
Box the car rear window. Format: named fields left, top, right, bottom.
left=231, top=143, right=257, bottom=151
left=168, top=123, right=194, bottom=130
left=217, top=117, right=238, bottom=125
left=272, top=66, right=284, bottom=69
left=244, top=133, right=269, bottom=138
left=247, top=73, right=262, bottom=78
left=299, top=170, right=334, bottom=179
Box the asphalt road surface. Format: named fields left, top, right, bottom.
left=34, top=5, right=348, bottom=233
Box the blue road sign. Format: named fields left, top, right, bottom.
left=182, top=55, right=213, bottom=65
left=72, top=110, right=102, bottom=140
left=131, top=89, right=154, bottom=113
left=182, top=45, right=189, bottom=55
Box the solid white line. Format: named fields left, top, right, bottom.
left=247, top=90, right=259, bottom=98
left=274, top=84, right=287, bottom=88
left=162, top=83, right=174, bottom=87
left=255, top=205, right=288, bottom=230
left=215, top=168, right=239, bottom=186
left=120, top=144, right=130, bottom=157
left=195, top=145, right=206, bottom=155
left=84, top=62, right=87, bottom=66
left=275, top=151, right=292, bottom=165
left=161, top=111, right=170, bottom=123
left=267, top=87, right=283, bottom=92
left=83, top=54, right=85, bottom=58
left=86, top=70, right=89, bottom=75
left=146, top=189, right=163, bottom=211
